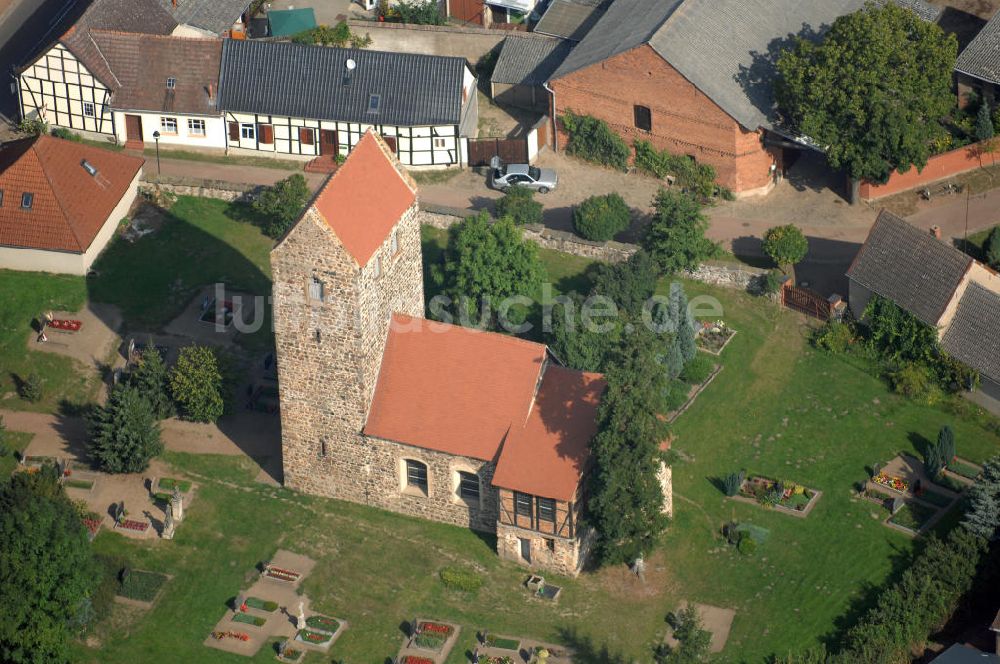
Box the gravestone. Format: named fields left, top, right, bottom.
left=171, top=486, right=184, bottom=522
left=891, top=497, right=904, bottom=514
left=296, top=601, right=306, bottom=630
left=162, top=504, right=175, bottom=540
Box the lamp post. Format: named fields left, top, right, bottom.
left=152, top=130, right=161, bottom=176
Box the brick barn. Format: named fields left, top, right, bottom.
left=545, top=0, right=938, bottom=196
left=271, top=130, right=661, bottom=576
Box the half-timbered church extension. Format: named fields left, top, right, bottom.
left=271, top=130, right=633, bottom=576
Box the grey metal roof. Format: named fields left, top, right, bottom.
left=942, top=283, right=1000, bottom=383
left=534, top=0, right=608, bottom=41
left=931, top=644, right=1000, bottom=664
left=893, top=0, right=943, bottom=23
left=550, top=0, right=937, bottom=130
left=218, top=40, right=469, bottom=126
left=956, top=11, right=1000, bottom=85
left=492, top=37, right=574, bottom=85
left=847, top=210, right=972, bottom=326
left=161, top=0, right=250, bottom=34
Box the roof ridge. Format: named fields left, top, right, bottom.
left=86, top=29, right=121, bottom=88
left=30, top=137, right=85, bottom=252
left=391, top=312, right=549, bottom=353
left=88, top=27, right=222, bottom=43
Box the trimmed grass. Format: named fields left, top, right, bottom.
left=305, top=615, right=339, bottom=632
left=946, top=459, right=982, bottom=480
left=117, top=570, right=168, bottom=602
left=88, top=196, right=274, bottom=349
left=0, top=431, right=33, bottom=476
left=0, top=270, right=97, bottom=412
left=233, top=612, right=266, bottom=627
left=889, top=502, right=937, bottom=532
left=485, top=635, right=521, bottom=650
left=411, top=169, right=461, bottom=185
left=158, top=477, right=192, bottom=493
left=245, top=597, right=278, bottom=612
left=144, top=147, right=304, bottom=172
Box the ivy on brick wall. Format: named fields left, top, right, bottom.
left=560, top=111, right=630, bottom=171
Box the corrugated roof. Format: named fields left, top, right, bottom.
left=218, top=40, right=468, bottom=126
left=492, top=36, right=574, bottom=85
left=956, top=10, right=1000, bottom=85
left=534, top=0, right=608, bottom=41
left=161, top=0, right=250, bottom=34
left=930, top=644, right=1000, bottom=664
left=492, top=365, right=604, bottom=501
left=90, top=31, right=222, bottom=115
left=550, top=0, right=935, bottom=130
left=0, top=136, right=143, bottom=253
left=942, top=283, right=1000, bottom=383
left=365, top=314, right=548, bottom=462
left=310, top=131, right=417, bottom=267
left=847, top=210, right=972, bottom=326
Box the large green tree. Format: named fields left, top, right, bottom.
left=588, top=249, right=658, bottom=319
left=434, top=213, right=543, bottom=331
left=0, top=470, right=97, bottom=663
left=252, top=173, right=311, bottom=239
left=642, top=190, right=716, bottom=275
left=169, top=345, right=225, bottom=423
left=587, top=328, right=671, bottom=565
left=87, top=384, right=163, bottom=473
left=129, top=344, right=173, bottom=420
left=775, top=2, right=957, bottom=183
left=862, top=295, right=938, bottom=364
left=546, top=294, right=621, bottom=373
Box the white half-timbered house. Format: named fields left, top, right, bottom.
left=217, top=40, right=478, bottom=167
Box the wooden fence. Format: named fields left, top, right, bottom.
left=467, top=137, right=529, bottom=167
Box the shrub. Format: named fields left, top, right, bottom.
left=762, top=224, right=809, bottom=270
left=976, top=103, right=994, bottom=142
left=657, top=604, right=712, bottom=663
left=662, top=380, right=689, bottom=412
left=760, top=269, right=784, bottom=295
left=572, top=193, right=630, bottom=241
left=561, top=111, right=630, bottom=170
left=984, top=226, right=1000, bottom=270
left=291, top=21, right=371, bottom=47
left=680, top=353, right=714, bottom=384
left=633, top=139, right=720, bottom=201
left=495, top=185, right=543, bottom=226
left=20, top=373, right=43, bottom=402
left=439, top=566, right=483, bottom=592
left=388, top=0, right=445, bottom=24
left=737, top=533, right=757, bottom=555
left=51, top=127, right=82, bottom=142
left=252, top=173, right=311, bottom=238
left=642, top=189, right=716, bottom=275
left=18, top=117, right=48, bottom=136
left=721, top=470, right=745, bottom=497
left=889, top=363, right=941, bottom=404
left=87, top=383, right=163, bottom=474
left=813, top=321, right=855, bottom=353
left=169, top=345, right=225, bottom=423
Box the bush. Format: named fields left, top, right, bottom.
left=87, top=384, right=163, bottom=474
left=813, top=321, right=855, bottom=354
left=495, top=185, right=543, bottom=226
left=291, top=21, right=371, bottom=47
left=762, top=224, right=809, bottom=269
left=634, top=139, right=720, bottom=201
left=51, top=127, right=82, bottom=142
left=760, top=269, right=784, bottom=296
left=18, top=117, right=48, bottom=136
left=20, top=373, right=43, bottom=402
left=680, top=353, right=714, bottom=384
left=384, top=0, right=444, bottom=24
left=662, top=380, right=689, bottom=412
left=572, top=193, right=631, bottom=241
left=889, top=363, right=941, bottom=404
left=169, top=346, right=225, bottom=423
left=439, top=566, right=483, bottom=592
left=642, top=189, right=716, bottom=275
left=721, top=470, right=745, bottom=497
left=252, top=173, right=311, bottom=238
left=737, top=533, right=757, bottom=555
left=984, top=226, right=1000, bottom=270
left=561, top=111, right=630, bottom=170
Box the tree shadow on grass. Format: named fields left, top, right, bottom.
left=908, top=431, right=934, bottom=463
left=556, top=626, right=629, bottom=664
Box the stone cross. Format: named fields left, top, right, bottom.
left=296, top=601, right=306, bottom=630
left=162, top=504, right=175, bottom=540
left=171, top=486, right=184, bottom=522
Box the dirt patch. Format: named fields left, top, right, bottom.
left=592, top=550, right=676, bottom=600
left=477, top=91, right=542, bottom=139
left=663, top=601, right=736, bottom=654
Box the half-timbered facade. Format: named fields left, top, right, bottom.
left=18, top=43, right=115, bottom=137
left=218, top=40, right=478, bottom=167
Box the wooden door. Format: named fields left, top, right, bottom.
left=519, top=537, right=531, bottom=563
left=382, top=135, right=397, bottom=154
left=125, top=115, right=143, bottom=142
left=319, top=129, right=337, bottom=155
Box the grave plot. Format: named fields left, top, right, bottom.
left=396, top=619, right=461, bottom=664
left=727, top=474, right=822, bottom=517
left=475, top=630, right=574, bottom=663
left=860, top=454, right=964, bottom=537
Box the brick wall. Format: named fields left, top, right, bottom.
left=549, top=45, right=780, bottom=194
left=860, top=140, right=1000, bottom=200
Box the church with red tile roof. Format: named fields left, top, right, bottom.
left=270, top=130, right=625, bottom=575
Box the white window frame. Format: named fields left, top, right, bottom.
left=401, top=458, right=429, bottom=497
left=240, top=123, right=255, bottom=140
left=187, top=118, right=206, bottom=136
left=390, top=229, right=399, bottom=255
left=160, top=116, right=178, bottom=134
left=82, top=102, right=95, bottom=117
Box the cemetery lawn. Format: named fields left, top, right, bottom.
left=0, top=431, right=33, bottom=475
left=71, top=276, right=1000, bottom=664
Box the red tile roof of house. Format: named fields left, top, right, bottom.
left=365, top=314, right=548, bottom=461
left=492, top=365, right=605, bottom=501
left=311, top=131, right=416, bottom=266
left=0, top=136, right=143, bottom=253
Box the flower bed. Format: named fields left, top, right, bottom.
left=232, top=612, right=266, bottom=627
left=296, top=629, right=332, bottom=645
left=696, top=320, right=736, bottom=355
left=739, top=476, right=819, bottom=513
left=305, top=615, right=340, bottom=633
left=82, top=517, right=102, bottom=539
left=481, top=657, right=516, bottom=664
left=245, top=596, right=278, bottom=612
left=413, top=622, right=453, bottom=651
left=264, top=565, right=301, bottom=582
left=212, top=630, right=250, bottom=642
left=277, top=645, right=305, bottom=663
left=116, top=518, right=149, bottom=533
left=401, top=657, right=435, bottom=664
left=888, top=501, right=937, bottom=533
left=47, top=319, right=82, bottom=331
left=158, top=477, right=192, bottom=493
left=872, top=472, right=908, bottom=494
left=117, top=570, right=168, bottom=602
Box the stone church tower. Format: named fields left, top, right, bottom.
left=270, top=131, right=423, bottom=500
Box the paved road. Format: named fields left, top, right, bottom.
left=0, top=0, right=85, bottom=122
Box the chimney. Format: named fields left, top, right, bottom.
left=172, top=0, right=177, bottom=7
left=930, top=225, right=942, bottom=240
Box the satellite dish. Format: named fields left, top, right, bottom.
left=345, top=59, right=357, bottom=71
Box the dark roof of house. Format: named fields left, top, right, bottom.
left=942, top=283, right=1000, bottom=384
left=218, top=40, right=469, bottom=126
left=847, top=210, right=973, bottom=326
left=550, top=0, right=936, bottom=130
left=931, top=644, right=1000, bottom=664
left=492, top=36, right=575, bottom=86
left=90, top=31, right=222, bottom=114
left=160, top=0, right=250, bottom=34
left=956, top=11, right=1000, bottom=85
left=894, top=0, right=943, bottom=22
left=534, top=0, right=608, bottom=41
left=0, top=136, right=143, bottom=253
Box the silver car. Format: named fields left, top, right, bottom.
left=490, top=163, right=558, bottom=193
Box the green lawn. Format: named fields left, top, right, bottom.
left=88, top=196, right=275, bottom=349
left=0, top=270, right=96, bottom=412
left=0, top=431, right=33, bottom=476
left=143, top=147, right=304, bottom=172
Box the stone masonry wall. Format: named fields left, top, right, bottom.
left=496, top=521, right=594, bottom=577
left=139, top=176, right=258, bottom=202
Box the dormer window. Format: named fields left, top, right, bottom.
left=166, top=77, right=176, bottom=89
left=21, top=193, right=33, bottom=209
left=368, top=94, right=380, bottom=114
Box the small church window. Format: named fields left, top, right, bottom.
left=309, top=276, right=324, bottom=302
left=373, top=256, right=382, bottom=278
left=315, top=329, right=322, bottom=344
left=319, top=440, right=328, bottom=457
left=390, top=229, right=399, bottom=255
left=458, top=471, right=480, bottom=502
left=634, top=104, right=652, bottom=131
left=405, top=459, right=428, bottom=495
left=537, top=497, right=556, bottom=523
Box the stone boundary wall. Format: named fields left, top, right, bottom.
left=419, top=205, right=768, bottom=290
left=345, top=20, right=555, bottom=63
left=860, top=140, right=999, bottom=200
left=139, top=175, right=259, bottom=203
